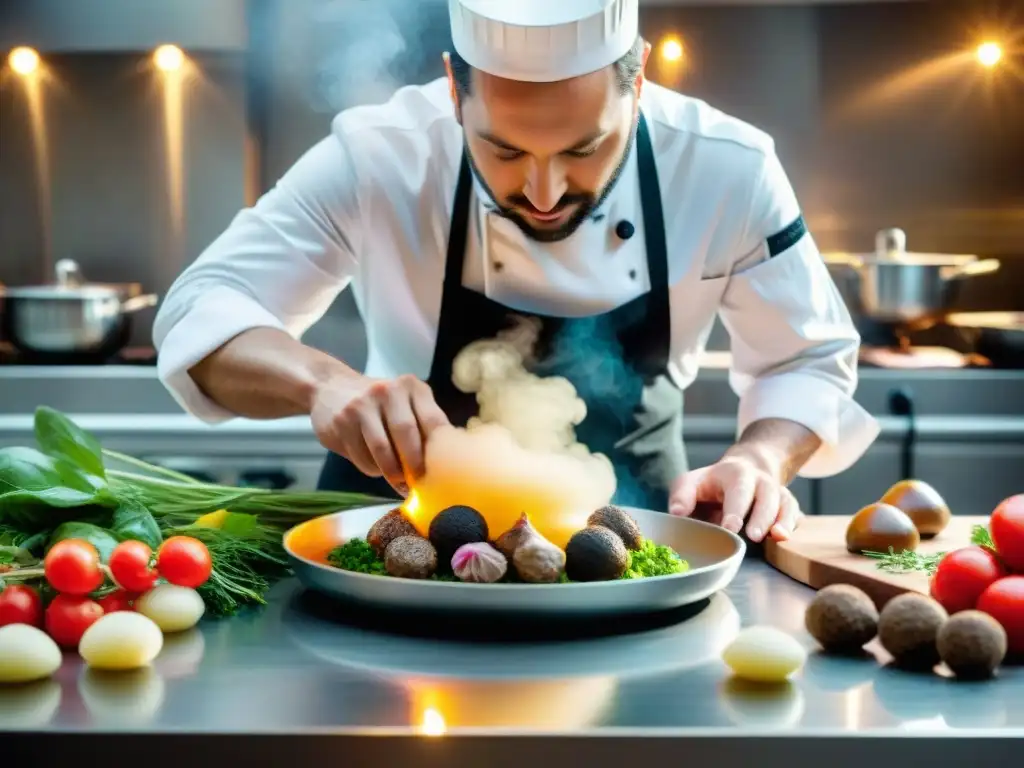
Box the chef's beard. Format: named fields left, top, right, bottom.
left=466, top=122, right=637, bottom=244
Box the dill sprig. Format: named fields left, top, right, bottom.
left=862, top=547, right=946, bottom=575
left=862, top=525, right=998, bottom=576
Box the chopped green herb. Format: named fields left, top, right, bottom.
left=327, top=538, right=387, bottom=576
left=862, top=547, right=946, bottom=575
left=623, top=539, right=689, bottom=578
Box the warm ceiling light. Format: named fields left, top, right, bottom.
left=660, top=37, right=684, bottom=63
left=154, top=44, right=185, bottom=72
left=977, top=41, right=1002, bottom=68
left=8, top=46, right=40, bottom=76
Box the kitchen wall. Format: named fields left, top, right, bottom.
left=1, top=0, right=1022, bottom=360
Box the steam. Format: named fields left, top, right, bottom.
left=416, top=318, right=617, bottom=546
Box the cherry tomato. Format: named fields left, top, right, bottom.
left=977, top=576, right=1024, bottom=655
left=156, top=536, right=212, bottom=588
left=98, top=590, right=135, bottom=613
left=44, top=539, right=103, bottom=596
left=109, top=540, right=158, bottom=593
left=0, top=585, right=44, bottom=627
left=45, top=594, right=104, bottom=647
left=990, top=495, right=1024, bottom=573
left=930, top=546, right=1007, bottom=615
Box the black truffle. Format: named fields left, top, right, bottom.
left=588, top=505, right=643, bottom=551
left=565, top=526, right=630, bottom=582
left=367, top=508, right=419, bottom=557
left=384, top=536, right=437, bottom=579
left=428, top=505, right=489, bottom=571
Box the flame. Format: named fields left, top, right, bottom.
left=419, top=708, right=446, bottom=737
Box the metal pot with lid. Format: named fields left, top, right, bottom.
left=824, top=228, right=1000, bottom=327
left=0, top=259, right=159, bottom=360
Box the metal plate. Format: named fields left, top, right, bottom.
left=283, top=504, right=746, bottom=618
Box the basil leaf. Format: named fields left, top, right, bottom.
left=34, top=406, right=107, bottom=479
left=0, top=449, right=115, bottom=532
left=0, top=544, right=36, bottom=566
left=47, top=521, right=121, bottom=563
left=111, top=498, right=162, bottom=550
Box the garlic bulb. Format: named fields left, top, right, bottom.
left=511, top=517, right=566, bottom=583
left=452, top=542, right=508, bottom=583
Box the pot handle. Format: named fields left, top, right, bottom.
left=940, top=259, right=1000, bottom=281
left=821, top=253, right=863, bottom=270
left=120, top=293, right=160, bottom=313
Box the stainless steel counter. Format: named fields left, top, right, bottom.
left=2, top=560, right=1020, bottom=767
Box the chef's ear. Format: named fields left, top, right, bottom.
left=637, top=39, right=652, bottom=99
left=442, top=52, right=463, bottom=123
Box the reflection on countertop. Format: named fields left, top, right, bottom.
left=1, top=560, right=1020, bottom=764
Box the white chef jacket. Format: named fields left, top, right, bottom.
left=153, top=77, right=879, bottom=478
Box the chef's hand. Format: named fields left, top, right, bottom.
left=668, top=456, right=802, bottom=543
left=310, top=373, right=450, bottom=496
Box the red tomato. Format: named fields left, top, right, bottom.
left=109, top=540, right=158, bottom=593
left=990, top=495, right=1024, bottom=573
left=977, top=576, right=1024, bottom=655
left=98, top=590, right=135, bottom=613
left=930, top=546, right=1007, bottom=615
left=157, top=536, right=212, bottom=588
left=44, top=539, right=103, bottom=596
left=0, top=585, right=43, bottom=627
left=45, top=594, right=104, bottom=647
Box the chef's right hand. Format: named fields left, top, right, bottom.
left=310, top=374, right=450, bottom=496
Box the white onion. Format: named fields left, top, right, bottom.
left=79, top=612, right=164, bottom=671
left=136, top=584, right=205, bottom=632
left=0, top=624, right=63, bottom=684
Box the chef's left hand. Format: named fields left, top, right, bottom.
left=668, top=456, right=802, bottom=543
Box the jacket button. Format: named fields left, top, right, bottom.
left=615, top=220, right=635, bottom=240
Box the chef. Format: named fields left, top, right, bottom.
left=153, top=0, right=879, bottom=543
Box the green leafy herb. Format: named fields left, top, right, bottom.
left=111, top=497, right=163, bottom=550
left=971, top=524, right=996, bottom=550
left=328, top=538, right=388, bottom=576
left=623, top=539, right=689, bottom=579
left=862, top=546, right=946, bottom=575
left=0, top=446, right=112, bottom=523
left=170, top=523, right=292, bottom=616
left=48, top=521, right=122, bottom=562
left=0, top=544, right=35, bottom=566
left=34, top=405, right=107, bottom=479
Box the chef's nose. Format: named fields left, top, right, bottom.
left=523, top=159, right=567, bottom=213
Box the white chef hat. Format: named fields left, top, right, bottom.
left=448, top=0, right=640, bottom=83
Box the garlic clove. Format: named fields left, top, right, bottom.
left=452, top=542, right=508, bottom=583
left=512, top=522, right=566, bottom=584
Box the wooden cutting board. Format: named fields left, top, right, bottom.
left=763, top=515, right=988, bottom=609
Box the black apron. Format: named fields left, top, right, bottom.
left=318, top=113, right=687, bottom=511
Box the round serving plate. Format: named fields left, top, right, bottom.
left=283, top=503, right=746, bottom=618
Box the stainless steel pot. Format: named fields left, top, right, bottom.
left=824, top=228, right=1000, bottom=327
left=0, top=259, right=159, bottom=358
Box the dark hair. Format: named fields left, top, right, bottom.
left=448, top=36, right=644, bottom=99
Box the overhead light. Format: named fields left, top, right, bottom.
left=977, top=41, right=1002, bottom=68
left=660, top=37, right=684, bottom=63
left=153, top=44, right=185, bottom=72
left=8, top=46, right=40, bottom=76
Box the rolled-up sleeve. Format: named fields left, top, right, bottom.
left=153, top=136, right=362, bottom=423
left=717, top=147, right=879, bottom=477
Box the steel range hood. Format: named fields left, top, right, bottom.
left=0, top=0, right=247, bottom=53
